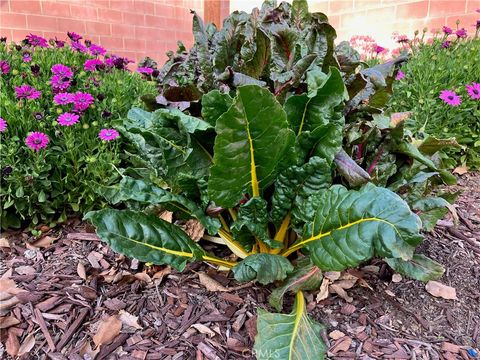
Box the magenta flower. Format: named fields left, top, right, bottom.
left=25, top=132, right=49, bottom=151
left=26, top=34, right=48, bottom=48
left=374, top=45, right=385, bottom=54
left=136, top=67, right=154, bottom=75
left=51, top=75, right=71, bottom=91
left=67, top=32, right=82, bottom=42
left=0, top=60, right=10, bottom=74
left=51, top=64, right=73, bottom=78
left=466, top=83, right=480, bottom=100
left=54, top=39, right=65, bottom=48
left=395, top=70, right=405, bottom=81
left=98, top=128, right=120, bottom=141
left=89, top=43, right=106, bottom=56
left=439, top=90, right=462, bottom=106
left=456, top=28, right=467, bottom=38
left=53, top=92, right=74, bottom=105
left=442, top=40, right=451, bottom=48
left=22, top=52, right=32, bottom=63
left=73, top=92, right=94, bottom=111
left=71, top=41, right=87, bottom=53
left=15, top=84, right=41, bottom=100
left=0, top=118, right=7, bottom=132
left=84, top=58, right=103, bottom=71
left=57, top=112, right=80, bottom=126
left=442, top=26, right=452, bottom=35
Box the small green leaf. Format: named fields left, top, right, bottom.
left=201, top=90, right=233, bottom=126
left=385, top=254, right=444, bottom=282
left=255, top=292, right=326, bottom=360
left=232, top=254, right=294, bottom=285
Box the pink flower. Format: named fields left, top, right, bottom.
left=136, top=67, right=154, bottom=75
left=53, top=92, right=74, bottom=105
left=51, top=64, right=73, bottom=78
left=466, top=82, right=480, bottom=100
left=442, top=40, right=451, bottom=48
left=89, top=43, right=106, bottom=56
left=71, top=41, right=87, bottom=53
left=26, top=34, right=48, bottom=48
left=98, top=128, right=120, bottom=141
left=25, top=132, right=49, bottom=151
left=22, top=52, right=32, bottom=63
left=0, top=118, right=7, bottom=132
left=73, top=92, right=94, bottom=111
left=374, top=45, right=385, bottom=54
left=84, top=58, right=103, bottom=71
left=455, top=28, right=467, bottom=38
left=51, top=75, right=71, bottom=91
left=15, top=84, right=41, bottom=100
left=442, top=26, right=452, bottom=35
left=395, top=70, right=405, bottom=81
left=67, top=32, right=82, bottom=42
left=439, top=90, right=462, bottom=106
left=0, top=60, right=10, bottom=74
left=57, top=112, right=80, bottom=126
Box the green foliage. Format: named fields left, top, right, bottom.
left=389, top=35, right=480, bottom=167
left=0, top=36, right=155, bottom=229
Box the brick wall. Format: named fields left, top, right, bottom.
left=0, top=0, right=204, bottom=63
left=231, top=0, right=480, bottom=49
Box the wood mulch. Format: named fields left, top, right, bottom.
left=0, top=173, right=479, bottom=360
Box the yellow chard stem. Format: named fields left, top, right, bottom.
left=271, top=213, right=291, bottom=254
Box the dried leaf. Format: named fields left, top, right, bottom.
left=6, top=328, right=20, bottom=356
left=453, top=166, right=468, bottom=175
left=191, top=323, right=215, bottom=337
left=15, top=266, right=35, bottom=276
left=197, top=272, right=228, bottom=292
left=316, top=278, right=331, bottom=302
left=329, top=284, right=353, bottom=302
left=17, top=333, right=36, bottom=356
left=118, top=310, right=142, bottom=330
left=0, top=316, right=21, bottom=329
left=425, top=281, right=457, bottom=300
left=159, top=210, right=173, bottom=222
left=390, top=111, right=412, bottom=127
left=153, top=266, right=171, bottom=281
left=77, top=262, right=87, bottom=280
left=324, top=271, right=341, bottom=281
left=0, top=237, right=10, bottom=248
left=329, top=330, right=345, bottom=340
left=391, top=273, right=402, bottom=283
left=134, top=272, right=152, bottom=283
left=31, top=235, right=57, bottom=248
left=92, top=315, right=122, bottom=348
left=182, top=219, right=205, bottom=242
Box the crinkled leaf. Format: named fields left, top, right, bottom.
left=96, top=176, right=220, bottom=235
left=84, top=209, right=205, bottom=271
left=291, top=0, right=309, bottom=28
left=271, top=157, right=331, bottom=226
left=385, top=254, right=444, bottom=282
left=334, top=149, right=371, bottom=187
left=269, top=257, right=322, bottom=311
left=208, top=85, right=295, bottom=207
left=232, top=254, right=294, bottom=285
left=192, top=11, right=214, bottom=91
left=201, top=90, right=233, bottom=126
left=255, top=292, right=326, bottom=360
left=274, top=54, right=318, bottom=101
left=335, top=41, right=360, bottom=74
left=293, top=184, right=423, bottom=271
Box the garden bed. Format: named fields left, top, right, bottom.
left=1, top=173, right=478, bottom=359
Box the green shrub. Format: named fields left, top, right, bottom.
left=389, top=28, right=480, bottom=167
left=0, top=34, right=156, bottom=229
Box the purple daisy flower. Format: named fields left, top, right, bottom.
left=51, top=64, right=73, bottom=78
left=98, top=128, right=120, bottom=141
left=442, top=26, right=452, bottom=35
left=51, top=75, right=71, bottom=91
left=57, top=112, right=80, bottom=126
left=136, top=67, right=154, bottom=75
left=395, top=70, right=405, bottom=81
left=456, top=28, right=467, bottom=38
left=71, top=41, right=88, bottom=53
left=15, top=84, right=41, bottom=100
left=54, top=38, right=65, bottom=48
left=439, top=90, right=462, bottom=106
left=89, top=43, right=106, bottom=56
left=442, top=40, right=451, bottom=48
left=25, top=132, right=49, bottom=151
left=466, top=82, right=480, bottom=100
left=374, top=45, right=385, bottom=54
left=73, top=92, right=94, bottom=111
left=0, top=118, right=7, bottom=132
left=84, top=58, right=103, bottom=71
left=26, top=34, right=48, bottom=48
left=53, top=92, right=74, bottom=105
left=0, top=60, right=10, bottom=75
left=67, top=32, right=82, bottom=42
left=22, top=52, right=32, bottom=63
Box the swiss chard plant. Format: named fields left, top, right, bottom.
left=86, top=1, right=455, bottom=358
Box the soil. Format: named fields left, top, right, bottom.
left=0, top=173, right=479, bottom=360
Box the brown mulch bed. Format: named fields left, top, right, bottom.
left=0, top=173, right=479, bottom=360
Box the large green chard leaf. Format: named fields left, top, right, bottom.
left=84, top=209, right=205, bottom=271
left=201, top=90, right=233, bottom=126
left=271, top=156, right=331, bottom=226
left=208, top=85, right=295, bottom=207
left=291, top=184, right=423, bottom=271
left=269, top=257, right=322, bottom=311
left=385, top=254, right=444, bottom=282
left=232, top=197, right=283, bottom=249
left=232, top=253, right=294, bottom=285
left=97, top=176, right=220, bottom=235
left=255, top=292, right=326, bottom=360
